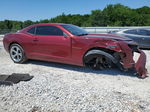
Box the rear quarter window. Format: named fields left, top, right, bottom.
left=27, top=27, right=36, bottom=34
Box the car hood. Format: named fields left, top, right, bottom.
left=84, top=34, right=132, bottom=41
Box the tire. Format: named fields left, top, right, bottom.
left=84, top=50, right=115, bottom=70
left=9, top=43, right=27, bottom=63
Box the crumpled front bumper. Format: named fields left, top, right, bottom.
left=118, top=42, right=148, bottom=78
left=135, top=50, right=147, bottom=78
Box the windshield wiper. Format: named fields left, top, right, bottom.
left=77, top=33, right=88, bottom=36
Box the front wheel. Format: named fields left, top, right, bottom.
left=9, top=43, right=27, bottom=63
left=84, top=50, right=115, bottom=70
left=85, top=55, right=113, bottom=70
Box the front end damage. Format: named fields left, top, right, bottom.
left=84, top=39, right=147, bottom=78
left=118, top=41, right=147, bottom=78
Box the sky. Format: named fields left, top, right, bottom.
left=0, top=0, right=150, bottom=21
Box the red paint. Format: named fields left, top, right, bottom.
left=118, top=41, right=135, bottom=69
left=135, top=50, right=147, bottom=78
left=3, top=23, right=148, bottom=78
left=118, top=41, right=147, bottom=78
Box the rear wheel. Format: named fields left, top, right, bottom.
left=9, top=44, right=27, bottom=63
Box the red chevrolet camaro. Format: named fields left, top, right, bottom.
left=3, top=23, right=147, bottom=78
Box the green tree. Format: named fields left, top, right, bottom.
left=136, top=6, right=150, bottom=14
left=23, top=20, right=34, bottom=28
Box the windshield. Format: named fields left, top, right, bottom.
left=61, top=24, right=88, bottom=36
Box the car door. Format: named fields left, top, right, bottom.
left=32, top=25, right=71, bottom=61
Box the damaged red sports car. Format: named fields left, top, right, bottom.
left=3, top=23, right=147, bottom=78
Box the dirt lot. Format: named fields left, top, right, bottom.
left=0, top=40, right=150, bottom=112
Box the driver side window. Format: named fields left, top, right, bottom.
left=36, top=26, right=64, bottom=36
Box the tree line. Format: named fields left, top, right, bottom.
left=0, top=4, right=150, bottom=34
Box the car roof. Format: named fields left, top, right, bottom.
left=30, top=23, right=71, bottom=26
left=19, top=23, right=75, bottom=34
left=20, top=23, right=72, bottom=32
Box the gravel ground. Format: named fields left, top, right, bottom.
left=0, top=41, right=150, bottom=112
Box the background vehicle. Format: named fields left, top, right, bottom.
left=3, top=23, right=147, bottom=78
left=109, top=28, right=150, bottom=49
